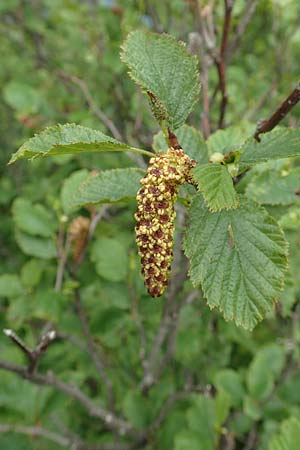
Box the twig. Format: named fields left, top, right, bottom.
left=74, top=288, right=115, bottom=410
left=254, top=81, right=300, bottom=141
left=3, top=328, right=56, bottom=374
left=0, top=423, right=79, bottom=449
left=226, top=0, right=259, bottom=64
left=0, top=360, right=137, bottom=438
left=216, top=0, right=234, bottom=128
left=55, top=221, right=72, bottom=292
left=57, top=70, right=123, bottom=141
left=148, top=391, right=191, bottom=432
left=234, top=81, right=300, bottom=185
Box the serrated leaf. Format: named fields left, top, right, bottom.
left=121, top=31, right=200, bottom=129
left=61, top=169, right=89, bottom=214
left=246, top=168, right=300, bottom=206
left=12, top=198, right=56, bottom=237
left=240, top=128, right=300, bottom=166
left=192, top=163, right=239, bottom=211
left=269, top=417, right=300, bottom=450
left=184, top=195, right=288, bottom=330
left=153, top=124, right=208, bottom=163
left=68, top=168, right=144, bottom=211
left=9, top=123, right=147, bottom=164
left=16, top=231, right=57, bottom=259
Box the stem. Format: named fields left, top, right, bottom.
left=129, top=147, right=155, bottom=158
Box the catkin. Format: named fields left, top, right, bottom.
left=135, top=147, right=196, bottom=297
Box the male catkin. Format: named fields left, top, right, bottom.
left=135, top=147, right=196, bottom=297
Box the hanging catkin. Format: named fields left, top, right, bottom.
left=135, top=147, right=196, bottom=297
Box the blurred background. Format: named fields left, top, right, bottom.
left=1, top=1, right=300, bottom=449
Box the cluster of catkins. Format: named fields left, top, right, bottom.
left=135, top=147, right=196, bottom=297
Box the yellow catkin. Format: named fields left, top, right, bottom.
left=135, top=147, right=196, bottom=297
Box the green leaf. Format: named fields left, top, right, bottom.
left=246, top=168, right=300, bottom=205
left=9, top=123, right=152, bottom=164
left=20, top=259, right=44, bottom=289
left=184, top=195, right=288, bottom=330
left=3, top=81, right=42, bottom=114
left=122, top=389, right=149, bottom=429
left=12, top=198, right=56, bottom=237
left=153, top=124, right=208, bottom=163
left=16, top=231, right=57, bottom=259
left=214, top=388, right=231, bottom=428
left=246, top=344, right=285, bottom=400
left=0, top=274, right=23, bottom=298
left=121, top=31, right=200, bottom=129
left=68, top=168, right=144, bottom=211
left=185, top=395, right=215, bottom=450
left=175, top=431, right=206, bottom=450
left=192, top=163, right=239, bottom=212
left=214, top=369, right=245, bottom=407
left=91, top=237, right=128, bottom=282
left=61, top=169, right=89, bottom=214
left=240, top=128, right=300, bottom=166
left=269, top=417, right=300, bottom=450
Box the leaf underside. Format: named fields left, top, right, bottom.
left=184, top=194, right=288, bottom=330
left=121, top=30, right=200, bottom=130
left=192, top=163, right=239, bottom=212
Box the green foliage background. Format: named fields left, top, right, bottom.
left=1, top=1, right=300, bottom=449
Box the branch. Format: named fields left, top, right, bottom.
left=254, top=81, right=300, bottom=140
left=216, top=0, right=234, bottom=128
left=3, top=328, right=56, bottom=373
left=234, top=81, right=300, bottom=185
left=0, top=360, right=137, bottom=438
left=0, top=423, right=78, bottom=449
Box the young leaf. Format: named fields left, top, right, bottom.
left=9, top=123, right=152, bottom=164
left=153, top=124, right=208, bottom=163
left=269, top=417, right=300, bottom=450
left=184, top=195, right=288, bottom=330
left=192, top=163, right=239, bottom=212
left=121, top=31, right=200, bottom=129
left=246, top=167, right=300, bottom=206
left=240, top=128, right=300, bottom=166
left=68, top=168, right=144, bottom=211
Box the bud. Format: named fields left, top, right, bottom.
left=135, top=147, right=196, bottom=297
left=68, top=216, right=90, bottom=263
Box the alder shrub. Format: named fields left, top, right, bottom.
left=2, top=30, right=300, bottom=449
left=9, top=31, right=299, bottom=330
